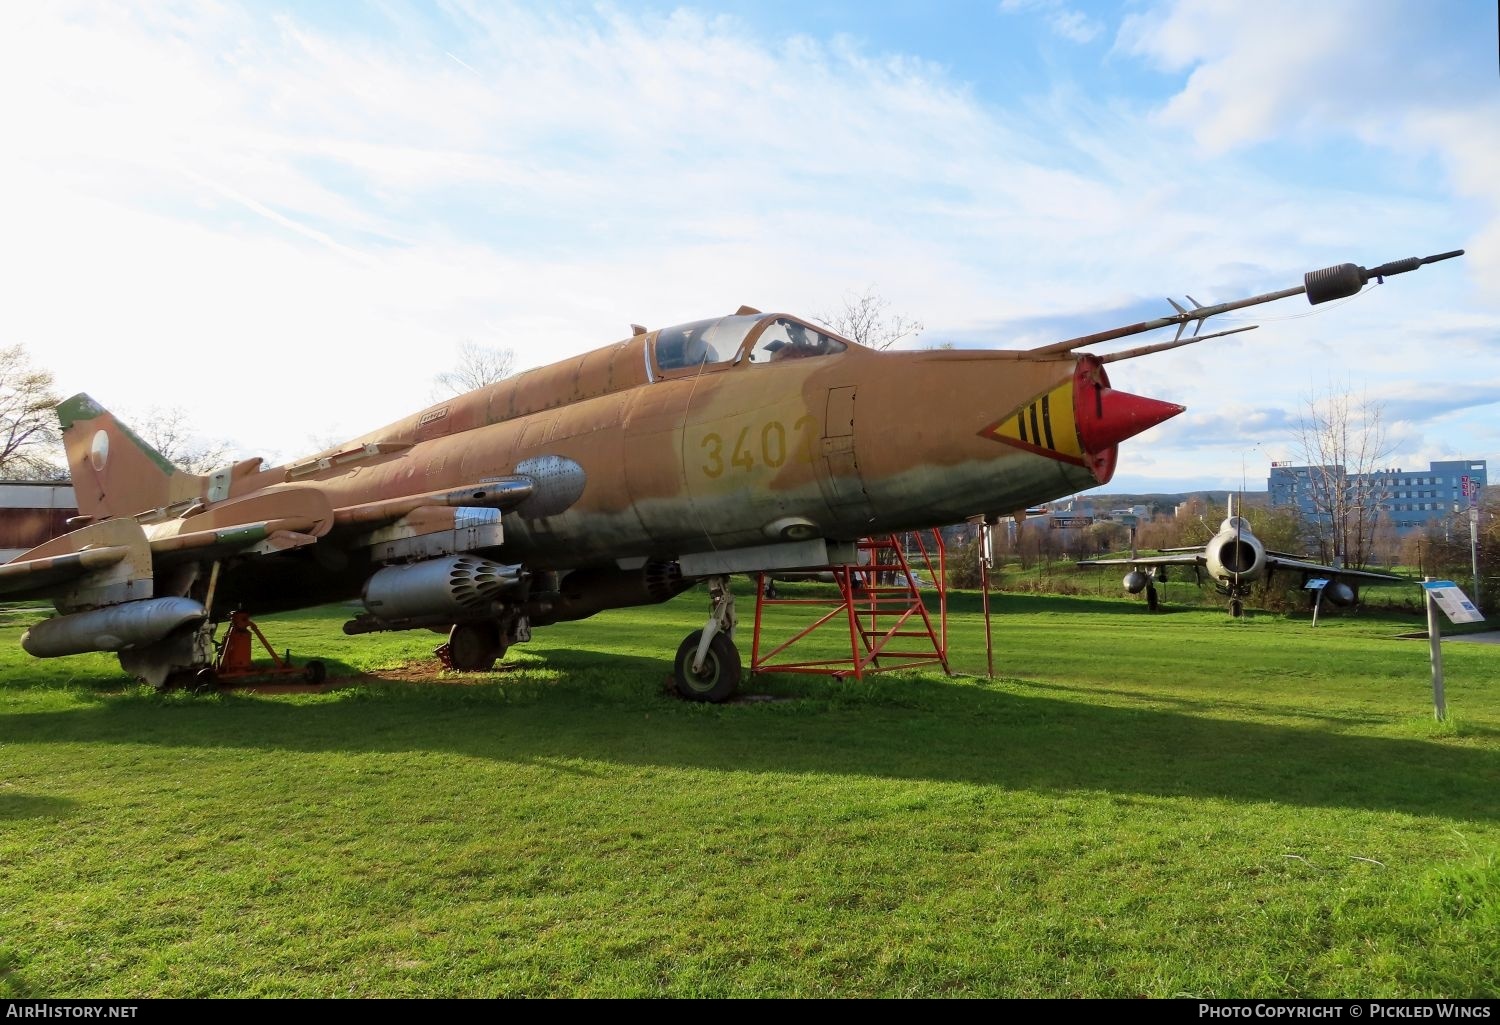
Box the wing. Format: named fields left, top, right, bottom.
left=1076, top=553, right=1206, bottom=569
left=1264, top=555, right=1406, bottom=585
left=6, top=476, right=539, bottom=611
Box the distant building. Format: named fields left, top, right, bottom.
left=1268, top=459, right=1487, bottom=533
left=0, top=481, right=77, bottom=562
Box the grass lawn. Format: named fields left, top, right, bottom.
left=1, top=586, right=1497, bottom=997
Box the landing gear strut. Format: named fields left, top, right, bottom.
left=673, top=575, right=741, bottom=702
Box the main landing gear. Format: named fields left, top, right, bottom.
left=673, top=575, right=742, bottom=703
left=440, top=622, right=504, bottom=672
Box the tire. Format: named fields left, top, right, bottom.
left=1230, top=599, right=1244, bottom=618
left=448, top=623, right=501, bottom=672
left=673, top=629, right=741, bottom=703
left=303, top=660, right=327, bottom=685
left=190, top=667, right=218, bottom=694
left=1145, top=585, right=1159, bottom=612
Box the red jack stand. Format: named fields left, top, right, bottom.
left=213, top=610, right=326, bottom=685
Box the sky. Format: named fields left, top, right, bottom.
left=1, top=0, right=1497, bottom=495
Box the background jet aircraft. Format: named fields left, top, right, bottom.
left=0, top=250, right=1458, bottom=701
left=1077, top=498, right=1405, bottom=616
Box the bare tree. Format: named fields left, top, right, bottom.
left=1369, top=511, right=1403, bottom=569
left=815, top=287, right=923, bottom=351
left=433, top=341, right=516, bottom=398
left=130, top=406, right=234, bottom=476
left=1293, top=386, right=1393, bottom=569
left=0, top=344, right=63, bottom=479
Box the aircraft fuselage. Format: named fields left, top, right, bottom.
left=210, top=317, right=1167, bottom=583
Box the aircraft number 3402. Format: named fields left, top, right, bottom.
left=700, top=416, right=817, bottom=478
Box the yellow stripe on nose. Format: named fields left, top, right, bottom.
left=980, top=378, right=1084, bottom=461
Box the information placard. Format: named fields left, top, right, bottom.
left=1422, top=580, right=1485, bottom=624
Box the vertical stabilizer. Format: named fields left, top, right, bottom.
left=57, top=394, right=204, bottom=521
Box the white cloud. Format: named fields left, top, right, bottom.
left=1117, top=0, right=1500, bottom=288
left=0, top=1, right=1491, bottom=490
left=999, top=0, right=1104, bottom=44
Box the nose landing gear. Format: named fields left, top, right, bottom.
left=672, top=575, right=741, bottom=702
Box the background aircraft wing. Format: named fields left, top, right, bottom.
left=1264, top=555, right=1406, bottom=585
left=1076, top=552, right=1205, bottom=569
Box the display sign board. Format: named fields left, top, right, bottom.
left=1305, top=578, right=1329, bottom=591
left=1422, top=580, right=1485, bottom=624
left=1050, top=515, right=1094, bottom=529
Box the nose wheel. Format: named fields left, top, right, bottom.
left=674, top=629, right=741, bottom=702
left=673, top=575, right=741, bottom=702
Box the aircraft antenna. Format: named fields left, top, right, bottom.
left=1025, top=249, right=1463, bottom=359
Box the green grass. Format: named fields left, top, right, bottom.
left=1, top=587, right=1497, bottom=997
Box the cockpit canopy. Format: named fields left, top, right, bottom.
left=653, top=315, right=759, bottom=372
left=652, top=314, right=850, bottom=376
left=745, top=319, right=848, bottom=364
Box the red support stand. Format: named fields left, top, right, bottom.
left=213, top=610, right=327, bottom=685
left=750, top=530, right=950, bottom=680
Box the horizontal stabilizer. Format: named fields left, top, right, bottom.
left=0, top=547, right=129, bottom=600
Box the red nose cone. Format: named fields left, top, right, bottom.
left=1076, top=387, right=1185, bottom=452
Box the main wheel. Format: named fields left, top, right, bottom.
left=1145, top=584, right=1159, bottom=612
left=1230, top=599, right=1244, bottom=618
left=448, top=623, right=501, bottom=672
left=673, top=630, right=741, bottom=703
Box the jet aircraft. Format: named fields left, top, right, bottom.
left=1, top=250, right=1459, bottom=700
left=1077, top=497, right=1405, bottom=616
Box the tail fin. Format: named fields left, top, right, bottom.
left=58, top=394, right=204, bottom=522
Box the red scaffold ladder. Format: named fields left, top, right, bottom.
left=750, top=531, right=950, bottom=680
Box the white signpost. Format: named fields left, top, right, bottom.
left=1422, top=579, right=1486, bottom=722
left=1305, top=577, right=1329, bottom=627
